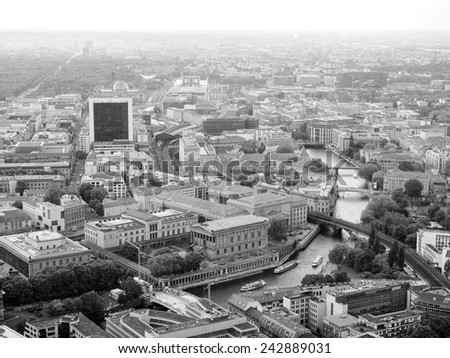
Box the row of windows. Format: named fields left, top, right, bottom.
left=38, top=255, right=84, bottom=269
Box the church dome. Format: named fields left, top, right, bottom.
left=113, top=80, right=129, bottom=92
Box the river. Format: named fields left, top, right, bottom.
left=188, top=148, right=369, bottom=308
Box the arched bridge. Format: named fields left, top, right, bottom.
left=337, top=187, right=370, bottom=194
left=308, top=213, right=450, bottom=289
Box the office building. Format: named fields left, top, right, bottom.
left=410, top=287, right=450, bottom=316
left=347, top=310, right=421, bottom=338
left=88, top=97, right=133, bottom=145
left=326, top=282, right=409, bottom=317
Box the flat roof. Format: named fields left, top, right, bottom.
left=193, top=215, right=267, bottom=233
left=0, top=230, right=89, bottom=260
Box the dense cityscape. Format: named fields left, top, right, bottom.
left=1, top=27, right=450, bottom=339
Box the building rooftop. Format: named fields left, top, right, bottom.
left=0, top=325, right=24, bottom=338
left=193, top=215, right=268, bottom=233
left=0, top=230, right=89, bottom=261
left=323, top=314, right=359, bottom=327
left=103, top=197, right=138, bottom=209
left=0, top=208, right=31, bottom=223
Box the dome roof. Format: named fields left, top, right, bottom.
left=113, top=80, right=129, bottom=92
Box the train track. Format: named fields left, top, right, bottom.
left=308, top=213, right=450, bottom=289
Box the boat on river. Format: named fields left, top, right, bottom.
left=274, top=260, right=299, bottom=274
left=240, top=279, right=266, bottom=292
left=312, top=256, right=323, bottom=267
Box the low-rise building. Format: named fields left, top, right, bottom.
left=347, top=310, right=421, bottom=338
left=85, top=209, right=198, bottom=250
left=0, top=230, right=90, bottom=277
left=191, top=215, right=269, bottom=260
left=226, top=192, right=308, bottom=228
left=103, top=197, right=139, bottom=217
left=0, top=208, right=32, bottom=234
left=383, top=169, right=429, bottom=194
left=416, top=229, right=450, bottom=273
left=410, top=287, right=450, bottom=316
left=24, top=312, right=108, bottom=338
left=31, top=195, right=85, bottom=232
left=322, top=314, right=359, bottom=338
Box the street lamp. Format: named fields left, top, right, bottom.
left=126, top=241, right=142, bottom=281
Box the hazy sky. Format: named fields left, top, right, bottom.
left=3, top=0, right=450, bottom=32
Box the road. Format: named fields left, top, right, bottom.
left=18, top=50, right=82, bottom=99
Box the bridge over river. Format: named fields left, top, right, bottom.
left=308, top=213, right=450, bottom=289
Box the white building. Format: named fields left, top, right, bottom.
left=416, top=229, right=450, bottom=273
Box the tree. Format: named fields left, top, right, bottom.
left=358, top=163, right=380, bottom=181
left=276, top=144, right=295, bottom=153
left=88, top=199, right=100, bottom=209
left=328, top=245, right=349, bottom=265
left=15, top=181, right=28, bottom=196
left=268, top=220, right=288, bottom=241
left=404, top=179, right=423, bottom=198
left=333, top=271, right=350, bottom=283
left=95, top=203, right=104, bottom=216
left=2, top=276, right=33, bottom=305
left=427, top=205, right=441, bottom=220
left=90, top=187, right=107, bottom=202
left=434, top=209, right=446, bottom=225
left=445, top=217, right=450, bottom=231
left=12, top=200, right=23, bottom=209
left=368, top=226, right=377, bottom=247
left=408, top=326, right=439, bottom=338
left=391, top=188, right=405, bottom=203
left=120, top=244, right=139, bottom=263
left=78, top=183, right=94, bottom=202
left=393, top=225, right=407, bottom=243
left=388, top=241, right=399, bottom=267
left=301, top=274, right=327, bottom=286
left=398, top=161, right=424, bottom=172
left=354, top=250, right=376, bottom=272
left=444, top=259, right=450, bottom=276
left=398, top=246, right=405, bottom=268
left=78, top=291, right=105, bottom=323
left=120, top=277, right=142, bottom=300
left=44, top=184, right=65, bottom=205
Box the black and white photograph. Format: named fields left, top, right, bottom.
left=1, top=0, right=450, bottom=353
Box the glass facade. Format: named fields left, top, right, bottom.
left=93, top=102, right=129, bottom=142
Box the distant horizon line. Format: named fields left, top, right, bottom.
left=1, top=28, right=450, bottom=34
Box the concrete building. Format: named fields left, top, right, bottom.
left=191, top=215, right=269, bottom=260
left=150, top=191, right=248, bottom=221
left=226, top=192, right=308, bottom=228
left=24, top=312, right=108, bottom=338
left=410, top=287, right=450, bottom=316
left=106, top=288, right=257, bottom=338
left=308, top=296, right=327, bottom=333
left=416, top=229, right=450, bottom=273
left=308, top=123, right=334, bottom=144
left=103, top=197, right=139, bottom=217
left=85, top=209, right=197, bottom=250
left=0, top=230, right=90, bottom=277
left=0, top=325, right=24, bottom=338
left=326, top=282, right=409, bottom=317
left=322, top=314, right=359, bottom=338
left=0, top=208, right=32, bottom=234
left=81, top=172, right=127, bottom=199
left=32, top=195, right=85, bottom=232
left=383, top=169, right=429, bottom=194
left=347, top=310, right=421, bottom=338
